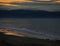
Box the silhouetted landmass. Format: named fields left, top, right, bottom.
left=0, top=32, right=60, bottom=46
left=0, top=9, right=60, bottom=18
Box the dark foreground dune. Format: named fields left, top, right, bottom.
left=0, top=32, right=60, bottom=46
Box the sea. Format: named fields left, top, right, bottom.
left=0, top=18, right=60, bottom=40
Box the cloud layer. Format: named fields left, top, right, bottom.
left=0, top=0, right=31, bottom=2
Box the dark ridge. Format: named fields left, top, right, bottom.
left=0, top=9, right=60, bottom=18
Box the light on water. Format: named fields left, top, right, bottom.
left=0, top=18, right=60, bottom=40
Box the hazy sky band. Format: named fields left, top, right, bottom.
left=0, top=0, right=60, bottom=2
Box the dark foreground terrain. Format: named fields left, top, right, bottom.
left=0, top=32, right=60, bottom=46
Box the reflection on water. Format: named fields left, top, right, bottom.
left=0, top=29, right=26, bottom=37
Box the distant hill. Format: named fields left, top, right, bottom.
left=0, top=9, right=60, bottom=18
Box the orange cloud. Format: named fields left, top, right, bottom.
left=56, top=0, right=60, bottom=2
left=0, top=0, right=31, bottom=6
left=1, top=4, right=19, bottom=6
left=0, top=0, right=30, bottom=2
left=56, top=0, right=60, bottom=1
left=0, top=0, right=16, bottom=2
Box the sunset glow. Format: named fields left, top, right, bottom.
left=0, top=0, right=30, bottom=2
left=0, top=0, right=60, bottom=3
left=56, top=0, right=60, bottom=3
left=0, top=0, right=30, bottom=6
left=0, top=0, right=60, bottom=7
left=1, top=4, right=19, bottom=6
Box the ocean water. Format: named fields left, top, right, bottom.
left=0, top=18, right=60, bottom=40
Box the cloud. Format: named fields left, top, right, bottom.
left=0, top=0, right=31, bottom=2
left=0, top=0, right=60, bottom=11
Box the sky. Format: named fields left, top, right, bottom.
left=0, top=0, right=31, bottom=6
left=0, top=0, right=60, bottom=11
left=0, top=0, right=30, bottom=2
left=0, top=0, right=60, bottom=2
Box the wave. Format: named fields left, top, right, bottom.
left=0, top=26, right=60, bottom=40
